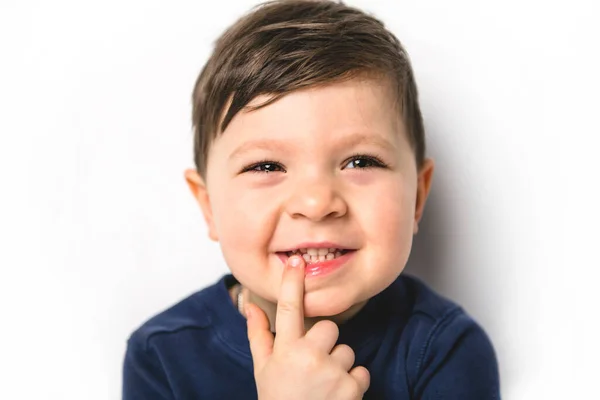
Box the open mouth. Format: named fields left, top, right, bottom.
left=279, top=247, right=353, bottom=264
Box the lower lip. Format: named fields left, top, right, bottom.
left=276, top=251, right=356, bottom=278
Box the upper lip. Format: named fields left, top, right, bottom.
left=277, top=241, right=356, bottom=252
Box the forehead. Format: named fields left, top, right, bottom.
left=213, top=78, right=407, bottom=155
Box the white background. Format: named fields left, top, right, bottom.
left=1, top=0, right=599, bottom=398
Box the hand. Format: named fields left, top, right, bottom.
left=245, top=255, right=370, bottom=400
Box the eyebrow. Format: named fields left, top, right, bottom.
left=228, top=139, right=294, bottom=161
left=336, top=132, right=397, bottom=153
left=228, top=132, right=396, bottom=161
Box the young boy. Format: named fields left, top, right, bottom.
left=122, top=0, right=500, bottom=398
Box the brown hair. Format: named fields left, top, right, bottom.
left=191, top=0, right=425, bottom=179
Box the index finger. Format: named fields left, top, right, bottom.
left=274, top=255, right=306, bottom=347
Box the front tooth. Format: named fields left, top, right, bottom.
left=326, top=253, right=335, bottom=260
left=317, top=248, right=329, bottom=256
left=302, top=253, right=311, bottom=262
left=307, top=248, right=318, bottom=256
left=310, top=255, right=318, bottom=263
left=318, top=255, right=326, bottom=261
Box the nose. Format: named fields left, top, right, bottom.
left=284, top=175, right=348, bottom=222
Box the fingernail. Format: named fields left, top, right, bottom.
left=289, top=255, right=302, bottom=268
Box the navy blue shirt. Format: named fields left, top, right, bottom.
left=123, top=274, right=500, bottom=399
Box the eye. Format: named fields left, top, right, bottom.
left=342, top=154, right=387, bottom=170
left=241, top=160, right=286, bottom=174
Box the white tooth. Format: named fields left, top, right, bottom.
left=302, top=253, right=311, bottom=262
left=318, top=255, right=326, bottom=261
left=329, top=247, right=336, bottom=252
left=300, top=248, right=307, bottom=254
left=310, top=255, right=318, bottom=262
left=335, top=251, right=342, bottom=257
left=318, top=248, right=328, bottom=256
left=307, top=248, right=318, bottom=256
left=326, top=253, right=335, bottom=260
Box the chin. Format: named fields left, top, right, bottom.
left=302, top=291, right=359, bottom=318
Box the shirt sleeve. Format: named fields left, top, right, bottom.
left=413, top=310, right=501, bottom=399
left=122, top=333, right=174, bottom=400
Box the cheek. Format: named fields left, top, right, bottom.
left=211, top=182, right=278, bottom=259
left=361, top=177, right=416, bottom=259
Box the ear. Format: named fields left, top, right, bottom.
left=184, top=169, right=219, bottom=241
left=413, top=158, right=435, bottom=235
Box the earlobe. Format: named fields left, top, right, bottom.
left=184, top=169, right=219, bottom=241
left=413, top=158, right=435, bottom=235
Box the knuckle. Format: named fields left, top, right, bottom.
left=248, top=329, right=266, bottom=344
left=350, top=366, right=369, bottom=391
left=314, top=319, right=339, bottom=337
left=246, top=332, right=257, bottom=345
left=346, top=380, right=362, bottom=398
left=301, top=349, right=322, bottom=371
left=291, top=344, right=322, bottom=371
left=336, top=343, right=353, bottom=355
left=276, top=300, right=299, bottom=315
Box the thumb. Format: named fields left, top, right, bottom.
left=246, top=302, right=274, bottom=373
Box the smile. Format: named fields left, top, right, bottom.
left=285, top=248, right=350, bottom=264
left=275, top=246, right=357, bottom=278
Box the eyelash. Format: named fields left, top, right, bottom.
left=343, top=153, right=388, bottom=170
left=241, top=154, right=388, bottom=174
left=241, top=159, right=286, bottom=174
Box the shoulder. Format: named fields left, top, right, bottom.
left=122, top=277, right=228, bottom=399
left=126, top=276, right=223, bottom=352
left=392, top=274, right=500, bottom=398
left=395, top=273, right=497, bottom=358
left=393, top=274, right=490, bottom=336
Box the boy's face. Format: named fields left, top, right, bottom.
left=186, top=78, right=433, bottom=318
